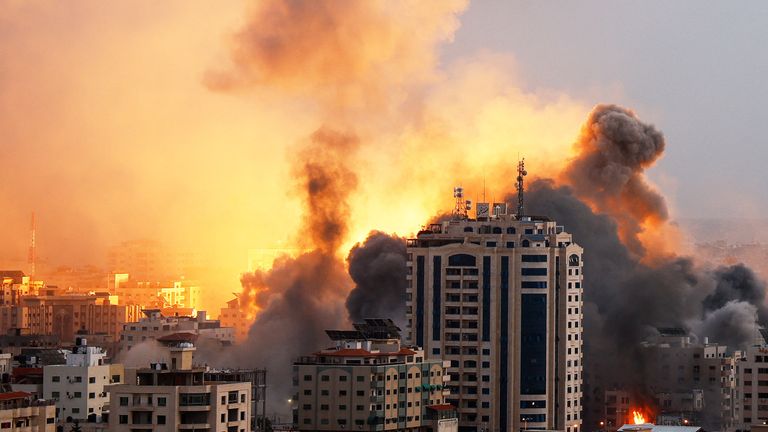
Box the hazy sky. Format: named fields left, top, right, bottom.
left=448, top=1, right=768, bottom=219
left=1, top=1, right=765, bottom=286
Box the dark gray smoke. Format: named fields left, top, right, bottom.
left=345, top=231, right=407, bottom=328
left=562, top=104, right=667, bottom=256
left=703, top=264, right=768, bottom=322
left=509, top=105, right=767, bottom=429
left=211, top=127, right=358, bottom=410
left=524, top=179, right=768, bottom=429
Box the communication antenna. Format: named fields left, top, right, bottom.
left=28, top=212, right=36, bottom=277
left=516, top=159, right=527, bottom=218
left=453, top=186, right=466, bottom=218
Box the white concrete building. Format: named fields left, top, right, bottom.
left=406, top=199, right=584, bottom=432
left=43, top=338, right=124, bottom=424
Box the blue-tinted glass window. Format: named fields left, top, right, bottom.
left=521, top=281, right=547, bottom=289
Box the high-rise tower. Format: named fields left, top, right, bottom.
left=405, top=190, right=584, bottom=432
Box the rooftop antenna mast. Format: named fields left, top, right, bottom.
left=28, top=212, right=36, bottom=277
left=516, top=159, right=527, bottom=218
left=453, top=186, right=472, bottom=219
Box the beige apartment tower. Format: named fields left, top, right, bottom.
left=108, top=344, right=251, bottom=432
left=294, top=319, right=458, bottom=432
left=405, top=199, right=584, bottom=432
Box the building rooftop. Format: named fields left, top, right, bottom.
left=326, top=318, right=401, bottom=341
left=157, top=332, right=198, bottom=343
left=0, top=391, right=31, bottom=401
left=0, top=271, right=26, bottom=284
left=314, top=348, right=418, bottom=358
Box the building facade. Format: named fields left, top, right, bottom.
left=294, top=319, right=456, bottom=432
left=219, top=296, right=252, bottom=342
left=0, top=293, right=142, bottom=344
left=119, top=309, right=234, bottom=352
left=43, top=338, right=123, bottom=424
left=405, top=210, right=584, bottom=432
left=0, top=391, right=55, bottom=431
left=108, top=344, right=251, bottom=432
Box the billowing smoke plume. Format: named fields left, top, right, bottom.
left=519, top=105, right=768, bottom=428
left=345, top=232, right=407, bottom=328
left=205, top=0, right=466, bottom=110
left=561, top=104, right=667, bottom=256
left=703, top=264, right=768, bottom=322
left=212, top=128, right=358, bottom=405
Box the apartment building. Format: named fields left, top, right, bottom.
left=640, top=330, right=738, bottom=430
left=0, top=391, right=55, bottom=431
left=43, top=338, right=124, bottom=424
left=119, top=309, right=234, bottom=351
left=406, top=204, right=584, bottom=432
left=108, top=343, right=251, bottom=432
left=0, top=293, right=143, bottom=344
left=294, top=319, right=456, bottom=432
left=111, top=276, right=201, bottom=310
left=219, top=296, right=251, bottom=342
left=0, top=271, right=39, bottom=306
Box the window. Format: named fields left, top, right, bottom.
left=521, top=281, right=547, bottom=289
left=119, top=397, right=128, bottom=406
left=303, top=375, right=312, bottom=381
left=89, top=392, right=95, bottom=399
left=321, top=375, right=330, bottom=382
left=119, top=415, right=128, bottom=424
left=51, top=391, right=60, bottom=398
left=448, top=254, right=476, bottom=267
left=522, top=255, right=548, bottom=262
left=89, top=377, right=96, bottom=384
left=52, top=376, right=60, bottom=383
left=157, top=415, right=166, bottom=425
left=521, top=268, right=547, bottom=276
left=74, top=392, right=82, bottom=398
left=158, top=397, right=166, bottom=407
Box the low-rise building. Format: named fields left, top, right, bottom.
left=43, top=337, right=123, bottom=425
left=0, top=391, right=56, bottom=431
left=219, top=296, right=252, bottom=342
left=0, top=293, right=142, bottom=344
left=293, top=319, right=456, bottom=432
left=119, top=309, right=234, bottom=352
left=108, top=342, right=251, bottom=432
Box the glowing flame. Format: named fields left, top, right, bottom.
left=632, top=410, right=646, bottom=425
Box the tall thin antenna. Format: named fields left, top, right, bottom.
left=516, top=159, right=527, bottom=218
left=453, top=186, right=466, bottom=218
left=28, top=212, right=36, bottom=277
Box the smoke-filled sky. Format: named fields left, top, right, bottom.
left=2, top=1, right=767, bottom=309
